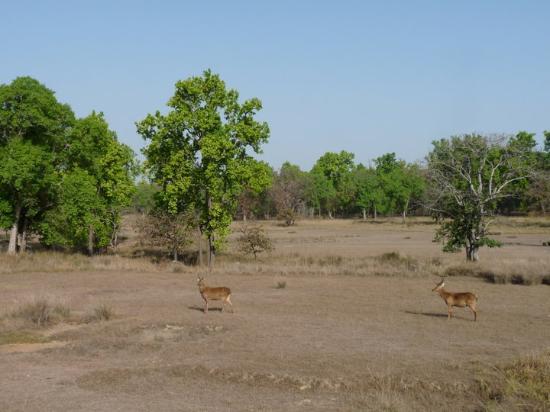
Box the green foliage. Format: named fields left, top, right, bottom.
left=0, top=77, right=75, bottom=252
left=40, top=113, right=136, bottom=253
left=133, top=180, right=159, bottom=213
left=0, top=138, right=57, bottom=229
left=310, top=151, right=355, bottom=215
left=40, top=169, right=109, bottom=250
left=138, top=70, right=270, bottom=264
left=0, top=76, right=75, bottom=149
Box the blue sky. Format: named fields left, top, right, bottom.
left=2, top=1, right=549, bottom=169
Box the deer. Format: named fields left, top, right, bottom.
left=432, top=278, right=478, bottom=321
left=197, top=276, right=233, bottom=314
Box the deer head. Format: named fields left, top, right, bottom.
left=432, top=278, right=445, bottom=292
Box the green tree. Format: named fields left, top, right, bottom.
left=133, top=180, right=159, bottom=213
left=0, top=139, right=56, bottom=252
left=427, top=134, right=534, bottom=261
left=40, top=169, right=108, bottom=252
left=237, top=161, right=272, bottom=221
left=353, top=164, right=385, bottom=220
left=311, top=151, right=355, bottom=217
left=0, top=77, right=75, bottom=254
left=41, top=112, right=136, bottom=254
left=137, top=70, right=270, bottom=266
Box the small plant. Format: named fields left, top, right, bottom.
left=237, top=224, right=274, bottom=260
left=53, top=304, right=71, bottom=319
left=11, top=299, right=52, bottom=327
left=276, top=281, right=287, bottom=289
left=84, top=304, right=115, bottom=322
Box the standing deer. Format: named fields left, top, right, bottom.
left=432, top=278, right=478, bottom=321
left=197, top=276, right=233, bottom=314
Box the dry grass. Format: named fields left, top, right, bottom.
left=445, top=260, right=550, bottom=286
left=0, top=216, right=549, bottom=411
left=82, top=304, right=115, bottom=323
left=475, top=351, right=550, bottom=411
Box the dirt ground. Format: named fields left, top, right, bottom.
left=1, top=218, right=549, bottom=411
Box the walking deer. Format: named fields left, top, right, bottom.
left=197, top=276, right=233, bottom=314
left=432, top=278, right=478, bottom=321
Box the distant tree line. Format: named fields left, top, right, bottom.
left=2, top=74, right=549, bottom=263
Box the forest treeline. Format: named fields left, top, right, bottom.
left=1, top=74, right=549, bottom=261
left=135, top=136, right=550, bottom=224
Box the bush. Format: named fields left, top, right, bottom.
left=11, top=299, right=52, bottom=327
left=237, top=224, right=274, bottom=259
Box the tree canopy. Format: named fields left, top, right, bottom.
left=137, top=70, right=270, bottom=265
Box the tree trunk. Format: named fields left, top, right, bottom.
left=207, top=194, right=215, bottom=268
left=373, top=205, right=377, bottom=221
left=173, top=247, right=178, bottom=262
left=243, top=211, right=247, bottom=222
left=362, top=208, right=367, bottom=221
left=198, top=226, right=203, bottom=266
left=7, top=203, right=21, bottom=255
left=88, top=225, right=94, bottom=256
left=17, top=218, right=28, bottom=253
left=328, top=210, right=333, bottom=219
left=208, top=235, right=215, bottom=268
left=465, top=243, right=479, bottom=262
left=402, top=199, right=409, bottom=224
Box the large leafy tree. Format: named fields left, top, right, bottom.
left=427, top=134, right=535, bottom=261
left=0, top=77, right=75, bottom=254
left=137, top=70, right=270, bottom=266
left=41, top=112, right=136, bottom=254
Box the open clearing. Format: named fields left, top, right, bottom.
left=1, top=218, right=549, bottom=411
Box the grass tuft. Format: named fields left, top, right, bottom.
left=11, top=299, right=52, bottom=327
left=275, top=281, right=287, bottom=289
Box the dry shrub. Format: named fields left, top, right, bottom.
left=275, top=281, right=287, bottom=289
left=318, top=255, right=343, bottom=266
left=476, top=351, right=550, bottom=410
left=445, top=260, right=550, bottom=286
left=0, top=252, right=164, bottom=274
left=11, top=299, right=52, bottom=327
left=83, top=304, right=115, bottom=323
left=237, top=225, right=274, bottom=259
left=376, top=252, right=418, bottom=271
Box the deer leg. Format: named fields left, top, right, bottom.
left=469, top=305, right=477, bottom=321
left=448, top=306, right=452, bottom=320
left=203, top=299, right=208, bottom=314
left=226, top=295, right=234, bottom=313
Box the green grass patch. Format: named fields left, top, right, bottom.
left=0, top=330, right=50, bottom=345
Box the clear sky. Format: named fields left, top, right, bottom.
left=2, top=0, right=549, bottom=170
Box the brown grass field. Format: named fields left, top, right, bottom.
left=1, top=216, right=549, bottom=411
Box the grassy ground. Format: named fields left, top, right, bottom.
left=0, top=216, right=549, bottom=411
